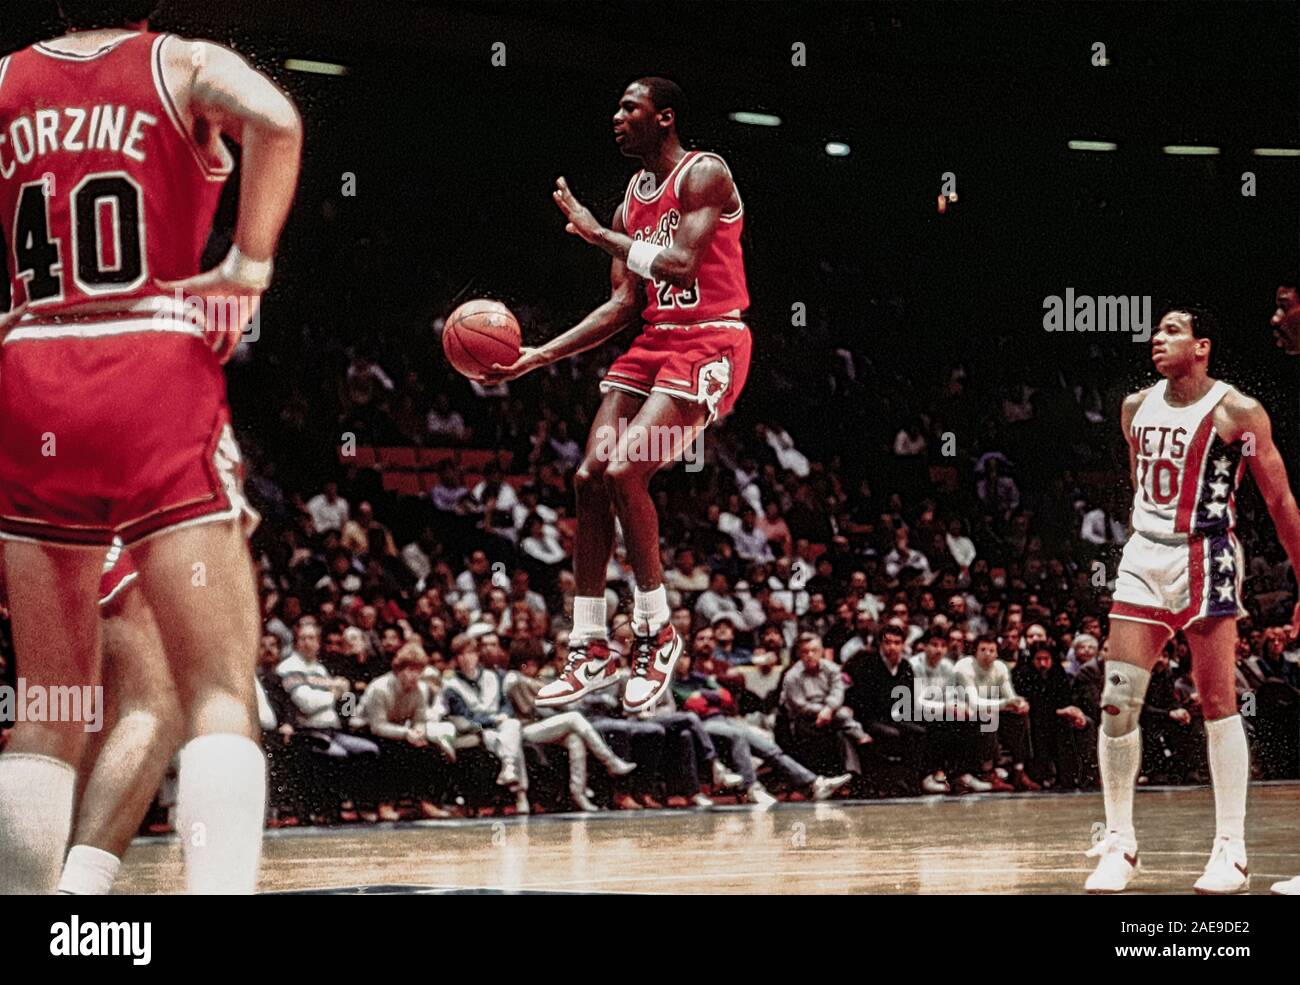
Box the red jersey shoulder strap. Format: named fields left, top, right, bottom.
left=671, top=150, right=743, bottom=221
left=619, top=170, right=641, bottom=226
left=149, top=33, right=233, bottom=181
left=30, top=32, right=140, bottom=62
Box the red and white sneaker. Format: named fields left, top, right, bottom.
left=536, top=639, right=618, bottom=707
left=622, top=622, right=683, bottom=712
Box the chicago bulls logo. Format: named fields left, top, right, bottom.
left=697, top=356, right=732, bottom=416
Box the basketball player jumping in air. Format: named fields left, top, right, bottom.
left=486, top=78, right=750, bottom=713
left=1085, top=306, right=1300, bottom=894
left=0, top=0, right=300, bottom=894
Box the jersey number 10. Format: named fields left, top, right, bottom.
left=1139, top=458, right=1180, bottom=506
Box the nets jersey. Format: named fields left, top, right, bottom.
left=1129, top=379, right=1244, bottom=539
left=0, top=31, right=230, bottom=315
left=621, top=150, right=749, bottom=326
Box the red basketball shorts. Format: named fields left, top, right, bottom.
left=0, top=308, right=257, bottom=548
left=600, top=320, right=752, bottom=424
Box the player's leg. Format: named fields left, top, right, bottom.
left=1184, top=616, right=1251, bottom=894
left=128, top=519, right=264, bottom=894
left=537, top=389, right=645, bottom=708
left=605, top=392, right=708, bottom=710
left=0, top=542, right=102, bottom=894
left=1085, top=617, right=1167, bottom=894
left=59, top=590, right=183, bottom=895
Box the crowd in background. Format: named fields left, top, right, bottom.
left=1, top=215, right=1297, bottom=821
left=223, top=275, right=1300, bottom=821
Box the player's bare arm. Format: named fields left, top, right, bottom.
left=156, top=38, right=303, bottom=361
left=1120, top=388, right=1152, bottom=490
left=483, top=206, right=641, bottom=384
left=553, top=155, right=735, bottom=288
left=1217, top=391, right=1300, bottom=625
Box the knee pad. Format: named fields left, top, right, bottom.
left=1100, top=662, right=1151, bottom=737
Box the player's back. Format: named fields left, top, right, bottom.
left=0, top=30, right=231, bottom=317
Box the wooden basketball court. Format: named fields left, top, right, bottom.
left=115, top=783, right=1300, bottom=894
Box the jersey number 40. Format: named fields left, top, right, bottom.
left=1, top=170, right=145, bottom=308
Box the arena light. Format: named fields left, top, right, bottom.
left=1068, top=140, right=1117, bottom=152
left=284, top=58, right=350, bottom=76
left=1251, top=147, right=1300, bottom=157
left=1162, top=144, right=1220, bottom=156
left=729, top=111, right=782, bottom=127
left=824, top=141, right=851, bottom=157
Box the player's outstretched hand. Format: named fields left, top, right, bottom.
left=483, top=346, right=547, bottom=385
left=0, top=302, right=29, bottom=343
left=155, top=269, right=264, bottom=364
left=553, top=176, right=602, bottom=244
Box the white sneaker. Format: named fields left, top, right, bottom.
left=1271, top=875, right=1300, bottom=895
left=496, top=760, right=518, bottom=788
left=1193, top=837, right=1249, bottom=895
left=921, top=773, right=951, bottom=794
left=605, top=757, right=637, bottom=777
left=515, top=791, right=530, bottom=815
left=711, top=759, right=743, bottom=789
left=746, top=784, right=778, bottom=809
left=811, top=773, right=852, bottom=800
left=1085, top=831, right=1141, bottom=894
left=536, top=640, right=618, bottom=707
left=570, top=787, right=600, bottom=812
left=622, top=623, right=683, bottom=711
left=956, top=773, right=992, bottom=793
left=691, top=792, right=714, bottom=808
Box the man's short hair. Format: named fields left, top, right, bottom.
left=1160, top=302, right=1221, bottom=362
left=450, top=632, right=477, bottom=656
left=796, top=631, right=823, bottom=650
left=975, top=633, right=999, bottom=650
left=922, top=626, right=948, bottom=645
left=879, top=624, right=906, bottom=643
left=392, top=643, right=430, bottom=673
left=631, top=76, right=688, bottom=134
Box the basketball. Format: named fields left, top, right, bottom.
left=442, top=299, right=522, bottom=379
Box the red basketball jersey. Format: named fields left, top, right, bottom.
left=621, top=150, right=749, bottom=326
left=0, top=31, right=230, bottom=314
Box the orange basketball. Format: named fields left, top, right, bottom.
left=442, top=299, right=522, bottom=380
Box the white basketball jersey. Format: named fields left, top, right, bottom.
left=1128, top=378, right=1244, bottom=539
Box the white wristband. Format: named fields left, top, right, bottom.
left=627, top=240, right=663, bottom=278
left=219, top=245, right=274, bottom=291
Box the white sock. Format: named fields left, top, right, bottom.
left=176, top=734, right=266, bottom=895
left=633, top=585, right=669, bottom=631
left=1205, top=714, right=1248, bottom=843
left=57, top=844, right=121, bottom=895
left=571, top=596, right=608, bottom=644
left=1099, top=729, right=1141, bottom=843
left=0, top=752, right=75, bottom=894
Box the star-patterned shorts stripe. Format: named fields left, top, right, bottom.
left=1110, top=529, right=1246, bottom=633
